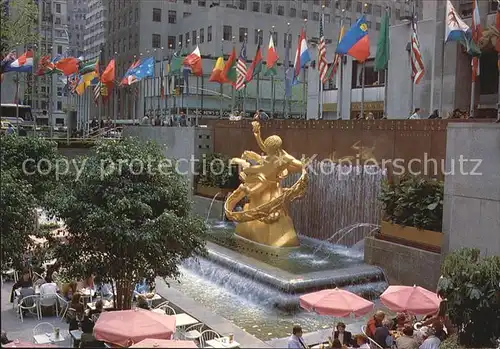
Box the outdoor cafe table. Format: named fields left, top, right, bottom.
left=33, top=333, right=66, bottom=345
left=151, top=310, right=199, bottom=328
left=87, top=300, right=115, bottom=310
left=205, top=338, right=240, bottom=348
left=79, top=288, right=95, bottom=304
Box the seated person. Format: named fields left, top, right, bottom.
left=134, top=279, right=149, bottom=295
left=419, top=327, right=441, bottom=349
left=374, top=319, right=394, bottom=348
left=330, top=339, right=343, bottom=349
left=396, top=326, right=419, bottom=349
left=355, top=335, right=370, bottom=349
left=1, top=331, right=12, bottom=345
left=88, top=299, right=104, bottom=319
left=366, top=311, right=385, bottom=338
left=330, top=322, right=353, bottom=347
left=61, top=281, right=78, bottom=300
left=136, top=295, right=150, bottom=310
left=68, top=292, right=85, bottom=331
left=39, top=275, right=58, bottom=296
left=77, top=275, right=95, bottom=291
left=393, top=313, right=411, bottom=331
left=94, top=276, right=113, bottom=299
left=9, top=269, right=32, bottom=303
left=80, top=318, right=105, bottom=348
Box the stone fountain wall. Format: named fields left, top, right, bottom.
left=283, top=161, right=385, bottom=246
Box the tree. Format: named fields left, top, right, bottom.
left=437, top=248, right=500, bottom=347
left=0, top=169, right=36, bottom=270
left=0, top=135, right=61, bottom=204
left=47, top=138, right=208, bottom=309
left=0, top=0, right=39, bottom=57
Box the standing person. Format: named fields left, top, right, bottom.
left=6, top=123, right=15, bottom=135
left=374, top=319, right=394, bottom=348
left=409, top=108, right=421, bottom=119
left=9, top=269, right=32, bottom=303
left=330, top=322, right=353, bottom=347
left=366, top=112, right=375, bottom=120
left=366, top=310, right=385, bottom=338
left=287, top=325, right=308, bottom=349
left=141, top=115, right=149, bottom=125
left=253, top=109, right=269, bottom=121
left=179, top=111, right=187, bottom=126
left=428, top=109, right=440, bottom=119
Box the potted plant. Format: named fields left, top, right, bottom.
left=378, top=175, right=443, bottom=250
left=195, top=153, right=239, bottom=198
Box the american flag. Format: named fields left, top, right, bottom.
left=93, top=81, right=101, bottom=104
left=235, top=41, right=247, bottom=91
left=411, top=21, right=424, bottom=84
left=318, top=13, right=329, bottom=83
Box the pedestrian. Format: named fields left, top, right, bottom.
left=180, top=111, right=187, bottom=126
left=253, top=109, right=269, bottom=121
left=6, top=123, right=15, bottom=135
left=141, top=115, right=149, bottom=125
left=428, top=110, right=440, bottom=119
left=408, top=108, right=421, bottom=119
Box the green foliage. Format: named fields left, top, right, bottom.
left=0, top=135, right=61, bottom=204
left=196, top=152, right=238, bottom=188
left=438, top=248, right=500, bottom=347
left=379, top=175, right=444, bottom=232
left=0, top=0, right=39, bottom=56
left=46, top=138, right=208, bottom=309
left=440, top=335, right=465, bottom=349
left=0, top=169, right=36, bottom=270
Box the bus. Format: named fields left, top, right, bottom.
left=0, top=103, right=34, bottom=126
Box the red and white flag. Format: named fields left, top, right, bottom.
left=471, top=0, right=481, bottom=82
left=183, top=46, right=203, bottom=76
left=318, top=13, right=329, bottom=83
left=235, top=41, right=247, bottom=91
left=411, top=22, right=424, bottom=84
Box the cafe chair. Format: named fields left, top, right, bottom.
left=182, top=323, right=204, bottom=341
left=154, top=300, right=170, bottom=309
left=200, top=330, right=221, bottom=348
left=18, top=295, right=40, bottom=323
left=56, top=294, right=69, bottom=321
left=157, top=304, right=176, bottom=315
left=39, top=294, right=59, bottom=318
left=33, top=322, right=55, bottom=337
left=361, top=326, right=384, bottom=349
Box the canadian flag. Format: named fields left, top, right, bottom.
left=183, top=46, right=203, bottom=77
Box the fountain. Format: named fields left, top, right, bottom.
left=175, top=121, right=387, bottom=340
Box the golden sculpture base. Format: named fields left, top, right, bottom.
left=235, top=215, right=300, bottom=248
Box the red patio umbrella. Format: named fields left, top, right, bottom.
left=380, top=285, right=441, bottom=315
left=299, top=288, right=374, bottom=317
left=94, top=309, right=176, bottom=347
left=130, top=339, right=198, bottom=348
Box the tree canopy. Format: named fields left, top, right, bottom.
left=438, top=248, right=500, bottom=347
left=47, top=138, right=208, bottom=309
left=0, top=0, right=39, bottom=56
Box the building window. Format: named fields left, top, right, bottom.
left=153, top=8, right=161, bottom=22
left=301, top=10, right=308, bottom=19
left=289, top=7, right=296, bottom=17
left=208, top=26, right=212, bottom=41
left=57, top=45, right=63, bottom=54
left=264, top=3, right=271, bottom=14
left=366, top=21, right=371, bottom=28
left=168, top=10, right=176, bottom=23
left=374, top=5, right=382, bottom=17
left=272, top=32, right=278, bottom=46
left=183, top=12, right=191, bottom=17
left=192, top=30, right=197, bottom=44
left=184, top=0, right=191, bottom=3
left=56, top=102, right=62, bottom=111
left=313, top=12, right=319, bottom=21
left=55, top=3, right=61, bottom=13
left=185, top=32, right=190, bottom=46
left=55, top=17, right=61, bottom=24
left=223, top=25, right=232, bottom=41
left=345, top=0, right=352, bottom=11
left=57, top=87, right=63, bottom=97
left=199, top=28, right=204, bottom=43
left=277, top=5, right=284, bottom=15
left=375, top=22, right=381, bottom=30
left=395, top=9, right=400, bottom=19
left=351, top=59, right=385, bottom=88
left=254, top=29, right=263, bottom=45
left=356, top=1, right=362, bottom=13
left=135, top=8, right=139, bottom=21
left=198, top=0, right=206, bottom=6
left=324, top=13, right=330, bottom=23
left=152, top=34, right=161, bottom=48
left=239, top=0, right=246, bottom=10
left=313, top=0, right=320, bottom=4
left=239, top=27, right=247, bottom=43
left=178, top=34, right=183, bottom=47
left=365, top=3, right=372, bottom=14
left=284, top=33, right=292, bottom=48
left=252, top=1, right=259, bottom=12
left=168, top=36, right=176, bottom=49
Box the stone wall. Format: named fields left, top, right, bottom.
left=364, top=236, right=441, bottom=290
left=442, top=123, right=500, bottom=257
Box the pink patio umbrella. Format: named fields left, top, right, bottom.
left=299, top=288, right=375, bottom=317
left=94, top=309, right=176, bottom=347
left=380, top=285, right=441, bottom=315
left=130, top=339, right=198, bottom=348
left=4, top=342, right=57, bottom=348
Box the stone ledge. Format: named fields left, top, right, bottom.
left=364, top=236, right=441, bottom=290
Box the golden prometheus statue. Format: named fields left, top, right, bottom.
left=224, top=121, right=308, bottom=248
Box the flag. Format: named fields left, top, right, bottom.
left=101, top=59, right=115, bottom=85
left=445, top=0, right=480, bottom=56
left=318, top=13, right=329, bottom=83
left=4, top=50, right=33, bottom=72
left=246, top=44, right=263, bottom=82
left=411, top=21, right=425, bottom=84
left=93, top=81, right=101, bottom=104
left=160, top=62, right=166, bottom=98
left=235, top=42, right=247, bottom=91
left=293, top=28, right=311, bottom=83
left=284, top=36, right=292, bottom=98
left=55, top=57, right=80, bottom=76
left=336, top=16, right=370, bottom=63
left=170, top=51, right=184, bottom=75
left=209, top=56, right=226, bottom=83
left=120, top=60, right=140, bottom=86
left=329, top=25, right=346, bottom=82
left=375, top=10, right=390, bottom=71
left=36, top=55, right=55, bottom=76
left=265, top=33, right=279, bottom=77
left=79, top=58, right=99, bottom=75
left=127, top=56, right=154, bottom=83
left=184, top=46, right=203, bottom=76
left=183, top=67, right=189, bottom=94
left=222, top=46, right=237, bottom=85
left=471, top=0, right=481, bottom=82
left=496, top=1, right=500, bottom=69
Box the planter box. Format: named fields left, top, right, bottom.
left=195, top=184, right=232, bottom=199
left=380, top=220, right=443, bottom=249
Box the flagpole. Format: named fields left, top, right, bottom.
left=256, top=29, right=262, bottom=111
left=271, top=26, right=276, bottom=118
left=318, top=8, right=324, bottom=120
left=220, top=39, right=224, bottom=118
left=337, top=9, right=345, bottom=119
left=302, top=19, right=308, bottom=120
left=196, top=36, right=200, bottom=126
left=383, top=6, right=389, bottom=118
left=243, top=32, right=248, bottom=117
left=231, top=35, right=236, bottom=114
left=409, top=1, right=415, bottom=114
left=360, top=4, right=368, bottom=119
left=439, top=4, right=446, bottom=118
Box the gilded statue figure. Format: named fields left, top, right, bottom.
left=224, top=121, right=308, bottom=247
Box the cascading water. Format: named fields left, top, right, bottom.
left=205, top=192, right=221, bottom=222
